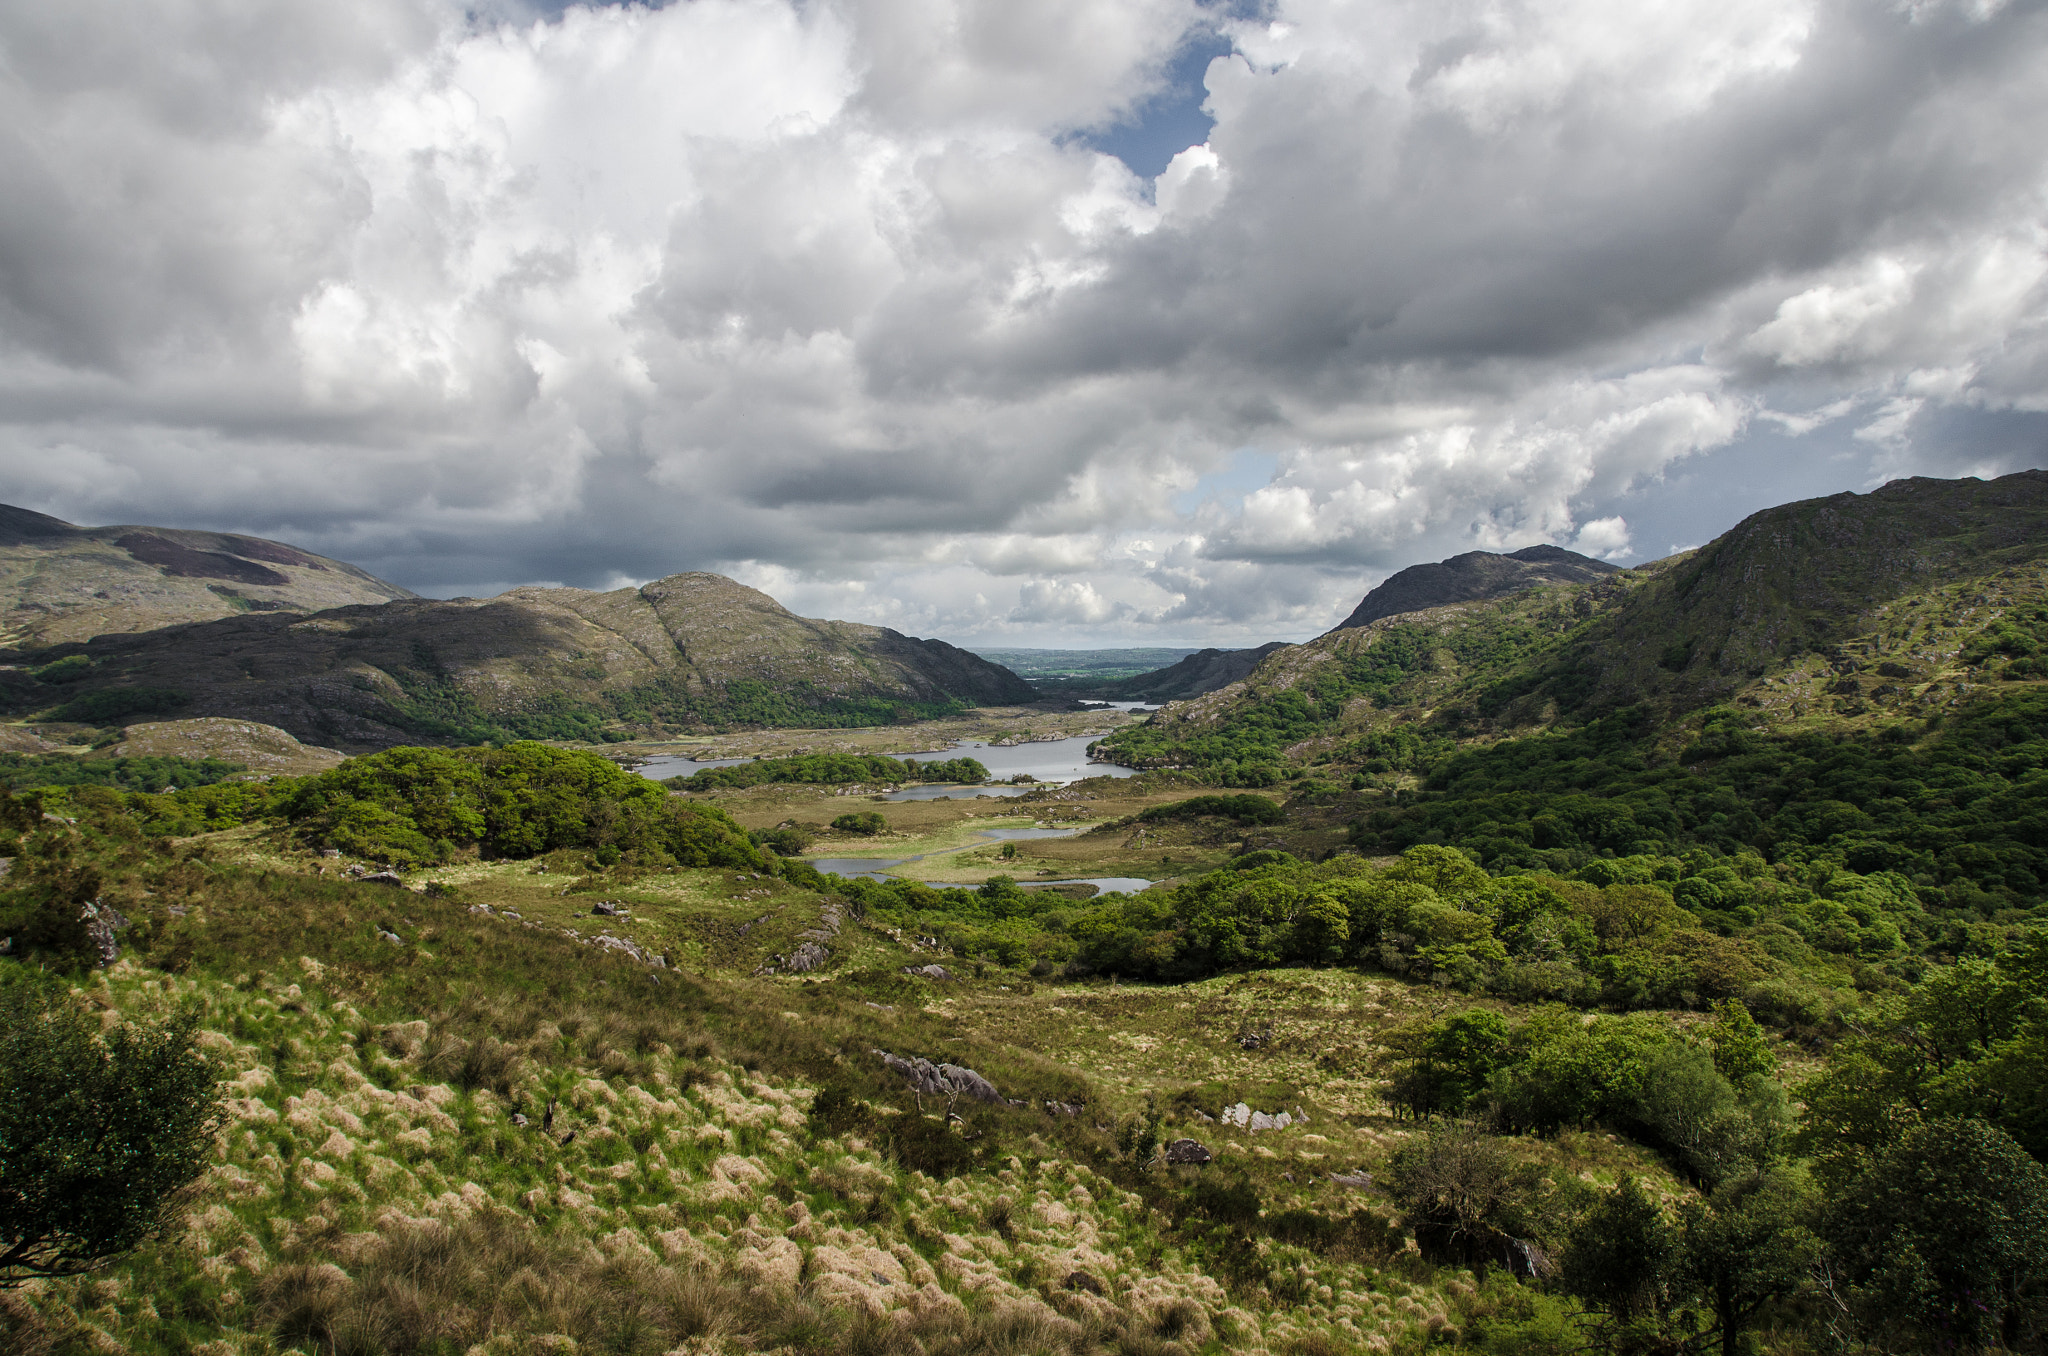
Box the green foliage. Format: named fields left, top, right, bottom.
left=1352, top=691, right=2048, bottom=915
left=1134, top=794, right=1285, bottom=826
left=43, top=687, right=187, bottom=724
left=1796, top=931, right=2048, bottom=1179
left=672, top=754, right=988, bottom=791
left=830, top=811, right=887, bottom=836
left=1561, top=1170, right=1818, bottom=1356
left=30, top=655, right=91, bottom=685
left=1820, top=1118, right=2048, bottom=1351
left=1096, top=613, right=1554, bottom=770
left=0, top=752, right=247, bottom=794
left=277, top=743, right=768, bottom=870
left=0, top=972, right=224, bottom=1283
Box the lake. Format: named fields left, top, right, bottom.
left=631, top=729, right=1142, bottom=798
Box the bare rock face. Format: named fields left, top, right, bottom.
left=1329, top=544, right=1621, bottom=634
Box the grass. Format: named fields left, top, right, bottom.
left=2, top=815, right=1723, bottom=1355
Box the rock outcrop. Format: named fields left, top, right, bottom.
left=1328, top=544, right=1620, bottom=635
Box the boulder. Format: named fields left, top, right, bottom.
left=1163, top=1138, right=1213, bottom=1165
left=875, top=1051, right=1003, bottom=1104
left=360, top=871, right=406, bottom=887
left=783, top=941, right=830, bottom=974
left=902, top=963, right=953, bottom=981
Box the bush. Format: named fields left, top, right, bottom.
left=0, top=974, right=224, bottom=1283
left=278, top=743, right=768, bottom=870
left=831, top=811, right=887, bottom=836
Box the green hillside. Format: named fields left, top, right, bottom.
left=5, top=472, right=2048, bottom=1356
left=0, top=572, right=1037, bottom=751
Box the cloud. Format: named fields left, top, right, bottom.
left=0, top=0, right=2044, bottom=646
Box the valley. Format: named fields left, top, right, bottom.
left=3, top=470, right=2046, bottom=1356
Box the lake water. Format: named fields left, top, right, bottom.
left=631, top=730, right=1138, bottom=797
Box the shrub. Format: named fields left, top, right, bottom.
left=0, top=974, right=224, bottom=1284
left=831, top=811, right=887, bottom=836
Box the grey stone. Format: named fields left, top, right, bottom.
left=378, top=929, right=403, bottom=945
left=361, top=870, right=406, bottom=887
left=902, top=963, right=953, bottom=981
left=1329, top=1171, right=1373, bottom=1189
left=1163, top=1138, right=1213, bottom=1165
left=875, top=1050, right=1003, bottom=1103
left=1248, top=1111, right=1276, bottom=1131
left=782, top=940, right=831, bottom=973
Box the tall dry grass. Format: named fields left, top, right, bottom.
left=252, top=1209, right=1203, bottom=1356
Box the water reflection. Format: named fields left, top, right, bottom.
left=630, top=730, right=1136, bottom=797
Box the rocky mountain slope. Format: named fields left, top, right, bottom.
left=0, top=503, right=416, bottom=647
left=0, top=571, right=1035, bottom=749
left=1097, top=470, right=2048, bottom=770
left=1327, top=543, right=1619, bottom=633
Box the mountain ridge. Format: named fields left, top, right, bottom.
left=0, top=571, right=1036, bottom=749
left=1095, top=470, right=2048, bottom=773
left=0, top=503, right=417, bottom=648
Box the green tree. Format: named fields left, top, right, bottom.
left=1677, top=1168, right=1818, bottom=1356
left=0, top=976, right=224, bottom=1282
left=1820, top=1118, right=2048, bottom=1352
left=1559, top=1174, right=1687, bottom=1354
left=1702, top=998, right=1773, bottom=1083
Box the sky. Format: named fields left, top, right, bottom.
left=1, top=0, right=2045, bottom=648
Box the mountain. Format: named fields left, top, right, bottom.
left=1096, top=470, right=2048, bottom=772
left=1104, top=642, right=1294, bottom=702
left=0, top=503, right=417, bottom=648
left=0, top=571, right=1036, bottom=749
left=1328, top=543, right=1620, bottom=634
left=1076, top=545, right=1616, bottom=707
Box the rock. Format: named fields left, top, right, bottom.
left=902, top=963, right=953, bottom=981
left=783, top=940, right=830, bottom=974
left=875, top=1050, right=1004, bottom=1103
left=1293, top=1106, right=1308, bottom=1124
left=591, top=933, right=651, bottom=963
left=1163, top=1138, right=1213, bottom=1165
left=1248, top=1111, right=1275, bottom=1132
left=320, top=848, right=342, bottom=859
left=360, top=871, right=406, bottom=887
left=592, top=901, right=626, bottom=917
left=78, top=900, right=128, bottom=968
left=511, top=1113, right=529, bottom=1128
left=1063, top=1271, right=1104, bottom=1295
left=377, top=929, right=402, bottom=946
left=1193, top=1110, right=1215, bottom=1124
left=1222, top=1102, right=1251, bottom=1127
left=1329, top=1171, right=1373, bottom=1189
